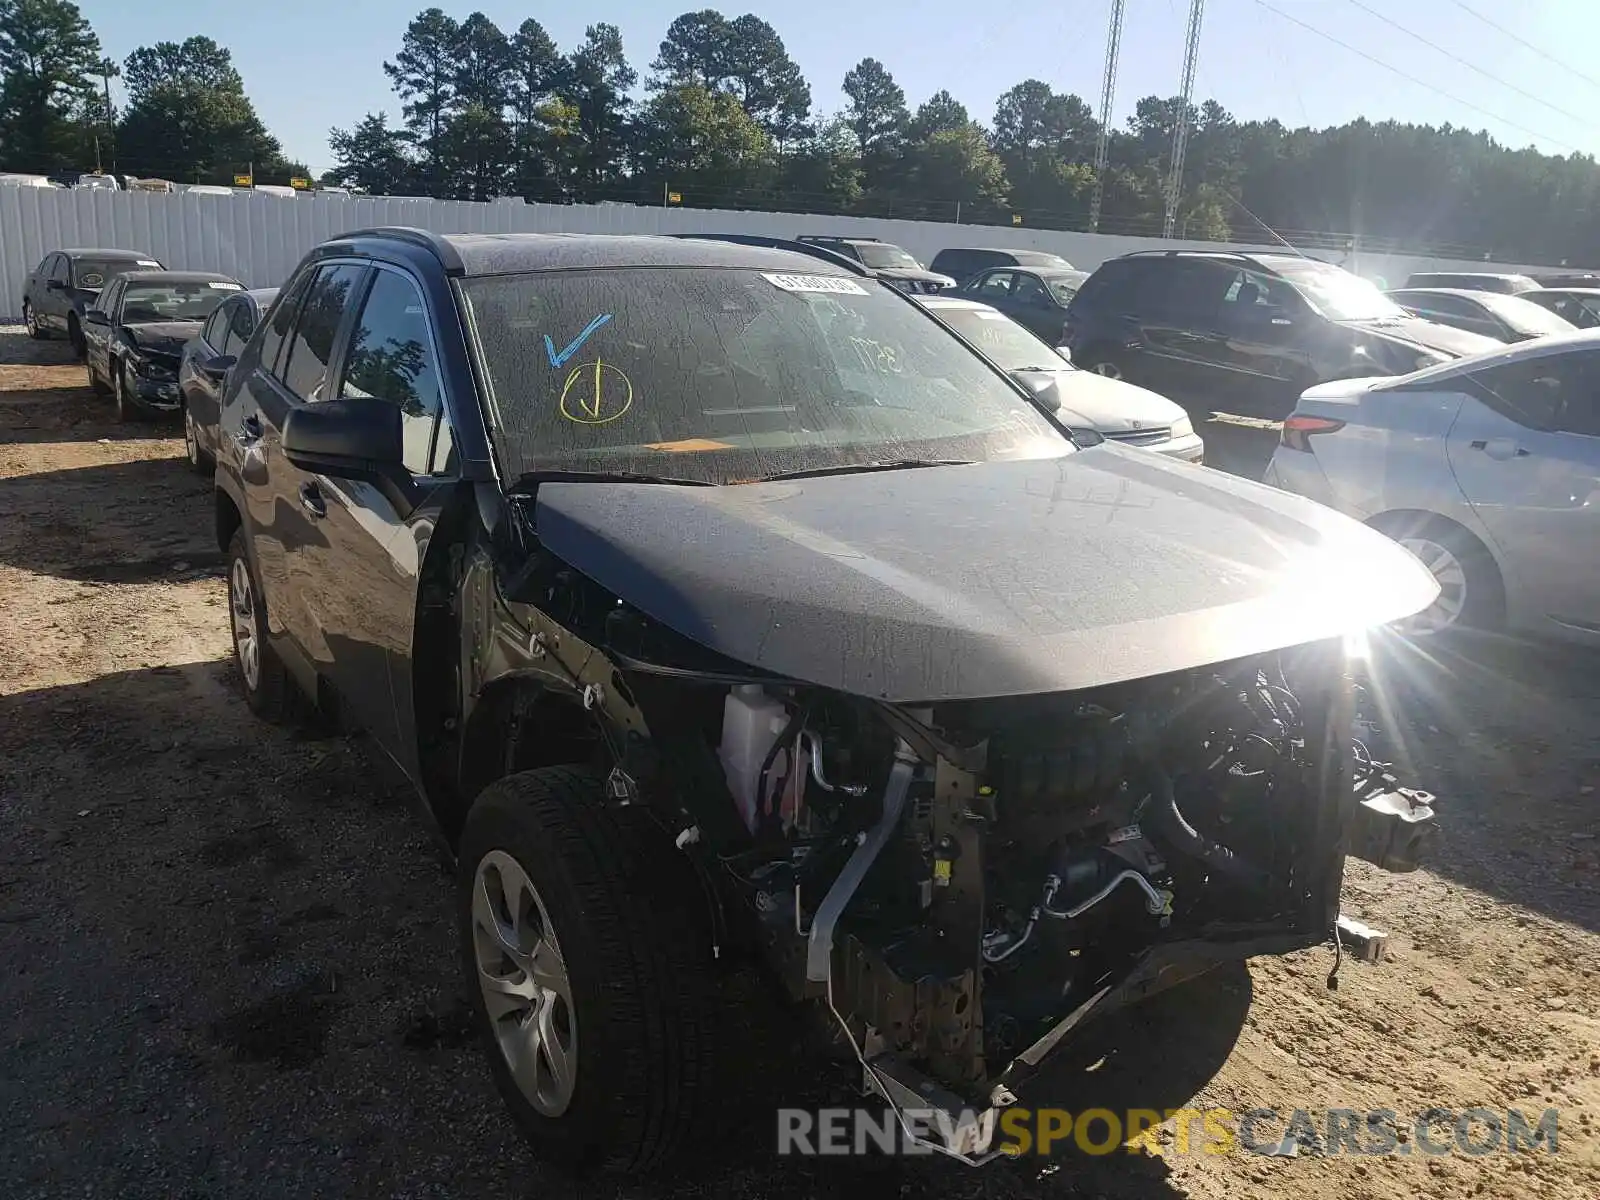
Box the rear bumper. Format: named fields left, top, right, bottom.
left=1264, top=446, right=1338, bottom=507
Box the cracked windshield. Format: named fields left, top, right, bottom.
left=0, top=1, right=1595, bottom=1199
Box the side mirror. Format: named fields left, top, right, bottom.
left=200, top=353, right=237, bottom=382
left=46, top=279, right=67, bottom=291
left=1008, top=368, right=1063, bottom=412
left=84, top=309, right=109, bottom=326
left=283, top=396, right=415, bottom=514
left=282, top=395, right=402, bottom=477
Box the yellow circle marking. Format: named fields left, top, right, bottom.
left=559, top=358, right=633, bottom=425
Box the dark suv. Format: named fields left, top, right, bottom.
left=214, top=227, right=1438, bottom=1176
left=1064, top=250, right=1501, bottom=414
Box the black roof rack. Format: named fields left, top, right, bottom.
left=328, top=226, right=466, bottom=273
left=670, top=233, right=873, bottom=276
left=797, top=234, right=882, bottom=243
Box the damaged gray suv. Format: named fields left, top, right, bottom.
left=213, top=227, right=1441, bottom=1174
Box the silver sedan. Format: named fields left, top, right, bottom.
left=1265, top=330, right=1600, bottom=642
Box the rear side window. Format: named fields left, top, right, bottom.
left=973, top=270, right=1015, bottom=299
left=222, top=299, right=257, bottom=357
left=47, top=255, right=68, bottom=283
left=280, top=264, right=366, bottom=401
left=256, top=269, right=315, bottom=375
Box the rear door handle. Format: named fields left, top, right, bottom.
left=298, top=481, right=326, bottom=518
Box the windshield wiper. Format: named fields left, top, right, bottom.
left=755, top=458, right=976, bottom=482
left=507, top=468, right=714, bottom=493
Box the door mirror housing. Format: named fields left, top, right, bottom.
left=282, top=396, right=415, bottom=514
left=200, top=353, right=236, bottom=382
left=282, top=395, right=402, bottom=475
left=1008, top=368, right=1063, bottom=412
left=84, top=309, right=109, bottom=326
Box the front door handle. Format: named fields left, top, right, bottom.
left=1470, top=438, right=1530, bottom=460
left=298, top=481, right=326, bottom=518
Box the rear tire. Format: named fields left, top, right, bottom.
left=458, top=766, right=719, bottom=1176
left=1369, top=514, right=1503, bottom=635
left=226, top=529, right=297, bottom=723
left=1077, top=346, right=1127, bottom=381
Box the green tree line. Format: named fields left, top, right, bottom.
left=4, top=0, right=1600, bottom=264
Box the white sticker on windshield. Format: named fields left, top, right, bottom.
left=761, top=273, right=868, bottom=296
left=975, top=310, right=1008, bottom=319
left=208, top=281, right=242, bottom=290
left=137, top=260, right=160, bottom=267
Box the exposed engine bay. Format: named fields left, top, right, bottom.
left=560, top=601, right=1436, bottom=1161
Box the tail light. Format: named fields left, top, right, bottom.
left=1280, top=414, right=1346, bottom=452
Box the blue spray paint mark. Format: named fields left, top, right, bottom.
left=544, top=313, right=613, bottom=369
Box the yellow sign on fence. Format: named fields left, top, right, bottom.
left=668, top=191, right=682, bottom=204
left=290, top=177, right=311, bottom=190
left=1012, top=213, right=1023, bottom=226
left=233, top=174, right=253, bottom=188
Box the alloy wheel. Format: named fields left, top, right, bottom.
left=23, top=304, right=36, bottom=337
left=229, top=557, right=261, bottom=690
left=184, top=409, right=200, bottom=465
left=471, top=849, right=578, bottom=1118
left=1396, top=536, right=1468, bottom=634
left=1090, top=360, right=1123, bottom=380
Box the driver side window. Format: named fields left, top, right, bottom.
left=1012, top=274, right=1052, bottom=307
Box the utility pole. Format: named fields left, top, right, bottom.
left=1088, top=0, right=1126, bottom=234
left=98, top=58, right=119, bottom=175
left=1164, top=0, right=1205, bottom=239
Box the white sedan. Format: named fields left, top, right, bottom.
left=1266, top=329, right=1600, bottom=642
left=916, top=295, right=1204, bottom=462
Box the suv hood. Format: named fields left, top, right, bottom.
left=1342, top=315, right=1500, bottom=359
left=1010, top=368, right=1185, bottom=434
left=533, top=449, right=1438, bottom=702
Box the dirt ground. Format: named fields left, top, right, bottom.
left=1, top=325, right=1596, bottom=1200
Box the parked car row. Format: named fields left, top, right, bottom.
left=788, top=235, right=1080, bottom=296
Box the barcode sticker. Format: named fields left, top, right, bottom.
left=761, top=273, right=868, bottom=295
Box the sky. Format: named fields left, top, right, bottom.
left=76, top=0, right=1600, bottom=176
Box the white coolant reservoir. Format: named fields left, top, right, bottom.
left=719, top=685, right=803, bottom=832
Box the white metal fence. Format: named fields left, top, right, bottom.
left=0, top=186, right=1548, bottom=321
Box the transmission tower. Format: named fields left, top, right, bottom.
left=1163, top=0, right=1205, bottom=238
left=1088, top=0, right=1126, bottom=233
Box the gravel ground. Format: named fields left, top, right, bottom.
left=1, top=326, right=1597, bottom=1200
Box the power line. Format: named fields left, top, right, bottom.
left=1340, top=0, right=1591, bottom=130
left=1251, top=0, right=1580, bottom=154
left=1442, top=0, right=1600, bottom=95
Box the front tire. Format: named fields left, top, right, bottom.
left=1076, top=345, right=1126, bottom=381
left=226, top=529, right=296, bottom=722
left=459, top=767, right=719, bottom=1176
left=112, top=360, right=135, bottom=422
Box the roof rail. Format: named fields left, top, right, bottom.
left=669, top=233, right=874, bottom=276
left=328, top=226, right=465, bottom=273
left=797, top=234, right=882, bottom=242
left=1118, top=248, right=1253, bottom=261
